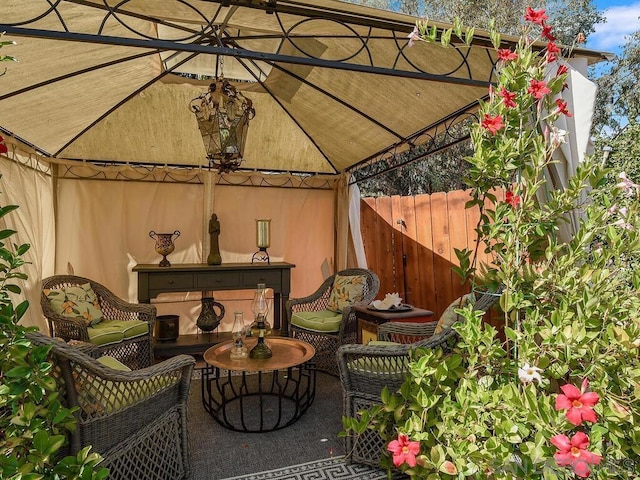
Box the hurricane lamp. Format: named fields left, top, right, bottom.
left=252, top=219, right=271, bottom=264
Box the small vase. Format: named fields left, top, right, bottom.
left=197, top=297, right=225, bottom=332
left=230, top=312, right=248, bottom=360
left=149, top=230, right=180, bottom=267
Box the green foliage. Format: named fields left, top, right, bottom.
left=0, top=180, right=109, bottom=479
left=0, top=40, right=108, bottom=480
left=592, top=30, right=640, bottom=136
left=343, top=10, right=640, bottom=479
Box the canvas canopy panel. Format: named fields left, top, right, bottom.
left=0, top=0, right=606, bottom=176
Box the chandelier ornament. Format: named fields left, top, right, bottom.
left=189, top=77, right=255, bottom=173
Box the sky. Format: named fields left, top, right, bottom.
left=586, top=0, right=640, bottom=55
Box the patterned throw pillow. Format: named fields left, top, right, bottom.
left=327, top=274, right=366, bottom=313
left=44, top=283, right=103, bottom=326
left=434, top=294, right=472, bottom=334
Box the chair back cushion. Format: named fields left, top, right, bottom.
left=434, top=294, right=472, bottom=334
left=44, top=283, right=104, bottom=326
left=327, top=274, right=366, bottom=313
left=291, top=310, right=343, bottom=332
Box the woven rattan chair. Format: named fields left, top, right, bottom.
left=27, top=331, right=195, bottom=480
left=287, top=268, right=380, bottom=376
left=41, top=275, right=155, bottom=369
left=337, top=290, right=501, bottom=466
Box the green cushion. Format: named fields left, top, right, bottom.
left=97, top=355, right=132, bottom=371
left=367, top=340, right=401, bottom=346
left=434, top=294, right=472, bottom=334
left=291, top=310, right=342, bottom=333
left=44, top=283, right=103, bottom=326
left=99, top=319, right=149, bottom=339
left=87, top=320, right=148, bottom=347
left=87, top=323, right=125, bottom=346
left=327, top=274, right=366, bottom=313
left=78, top=374, right=171, bottom=416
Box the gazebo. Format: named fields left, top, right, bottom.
left=0, top=0, right=604, bottom=331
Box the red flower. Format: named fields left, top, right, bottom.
left=524, top=7, right=548, bottom=25
left=554, top=99, right=573, bottom=117
left=551, top=432, right=602, bottom=478
left=542, top=24, right=556, bottom=41
left=0, top=135, right=7, bottom=155
left=555, top=378, right=599, bottom=426
left=546, top=42, right=561, bottom=63
left=387, top=434, right=420, bottom=467
left=557, top=64, right=569, bottom=76
left=497, top=48, right=518, bottom=62
left=506, top=191, right=521, bottom=207
left=498, top=87, right=517, bottom=108
left=481, top=114, right=504, bottom=135
left=527, top=79, right=551, bottom=99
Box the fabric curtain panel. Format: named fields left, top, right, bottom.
left=54, top=176, right=334, bottom=334
left=0, top=156, right=55, bottom=331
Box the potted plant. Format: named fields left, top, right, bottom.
left=343, top=8, right=640, bottom=479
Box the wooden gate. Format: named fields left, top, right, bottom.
left=360, top=189, right=504, bottom=319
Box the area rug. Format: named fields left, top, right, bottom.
left=219, top=457, right=406, bottom=480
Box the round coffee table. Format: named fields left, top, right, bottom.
left=201, top=337, right=316, bottom=432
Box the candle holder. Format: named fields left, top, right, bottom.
left=252, top=219, right=271, bottom=264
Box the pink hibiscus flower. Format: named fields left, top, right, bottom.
left=542, top=24, right=556, bottom=41
left=524, top=7, right=549, bottom=25
left=546, top=42, right=561, bottom=63
left=497, top=48, right=518, bottom=62
left=481, top=114, right=504, bottom=135
left=506, top=191, right=521, bottom=208
left=527, top=79, right=551, bottom=99
left=553, top=99, right=573, bottom=117
left=555, top=378, right=599, bottom=426
left=551, top=431, right=602, bottom=478
left=387, top=434, right=420, bottom=467
left=498, top=87, right=517, bottom=108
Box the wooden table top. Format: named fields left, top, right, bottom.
left=353, top=304, right=434, bottom=322
left=203, top=337, right=315, bottom=372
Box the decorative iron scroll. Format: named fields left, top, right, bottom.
left=0, top=0, right=497, bottom=87
left=349, top=97, right=484, bottom=182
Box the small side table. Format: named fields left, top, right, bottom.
left=201, top=337, right=316, bottom=432
left=353, top=305, right=435, bottom=343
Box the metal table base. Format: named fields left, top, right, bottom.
left=201, top=363, right=316, bottom=432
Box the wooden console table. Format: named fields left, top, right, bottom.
left=133, top=262, right=295, bottom=335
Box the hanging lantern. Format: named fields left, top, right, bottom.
left=189, top=78, right=255, bottom=173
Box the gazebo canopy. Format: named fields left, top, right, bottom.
left=0, top=0, right=606, bottom=178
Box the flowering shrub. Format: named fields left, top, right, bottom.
left=345, top=8, right=640, bottom=479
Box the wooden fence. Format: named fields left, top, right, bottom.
left=361, top=189, right=504, bottom=320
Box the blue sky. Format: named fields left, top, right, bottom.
left=586, top=0, right=640, bottom=55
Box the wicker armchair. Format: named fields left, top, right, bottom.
left=337, top=290, right=501, bottom=466
left=41, top=275, right=155, bottom=369
left=287, top=268, right=380, bottom=376
left=27, top=331, right=195, bottom=480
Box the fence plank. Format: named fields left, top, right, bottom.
left=414, top=193, right=435, bottom=312
left=429, top=192, right=454, bottom=317
left=374, top=196, right=395, bottom=300
left=399, top=195, right=420, bottom=307
left=360, top=188, right=504, bottom=320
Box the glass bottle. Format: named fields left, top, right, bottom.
left=229, top=311, right=248, bottom=360
left=249, top=284, right=272, bottom=359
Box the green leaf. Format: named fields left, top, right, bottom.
left=0, top=229, right=17, bottom=240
